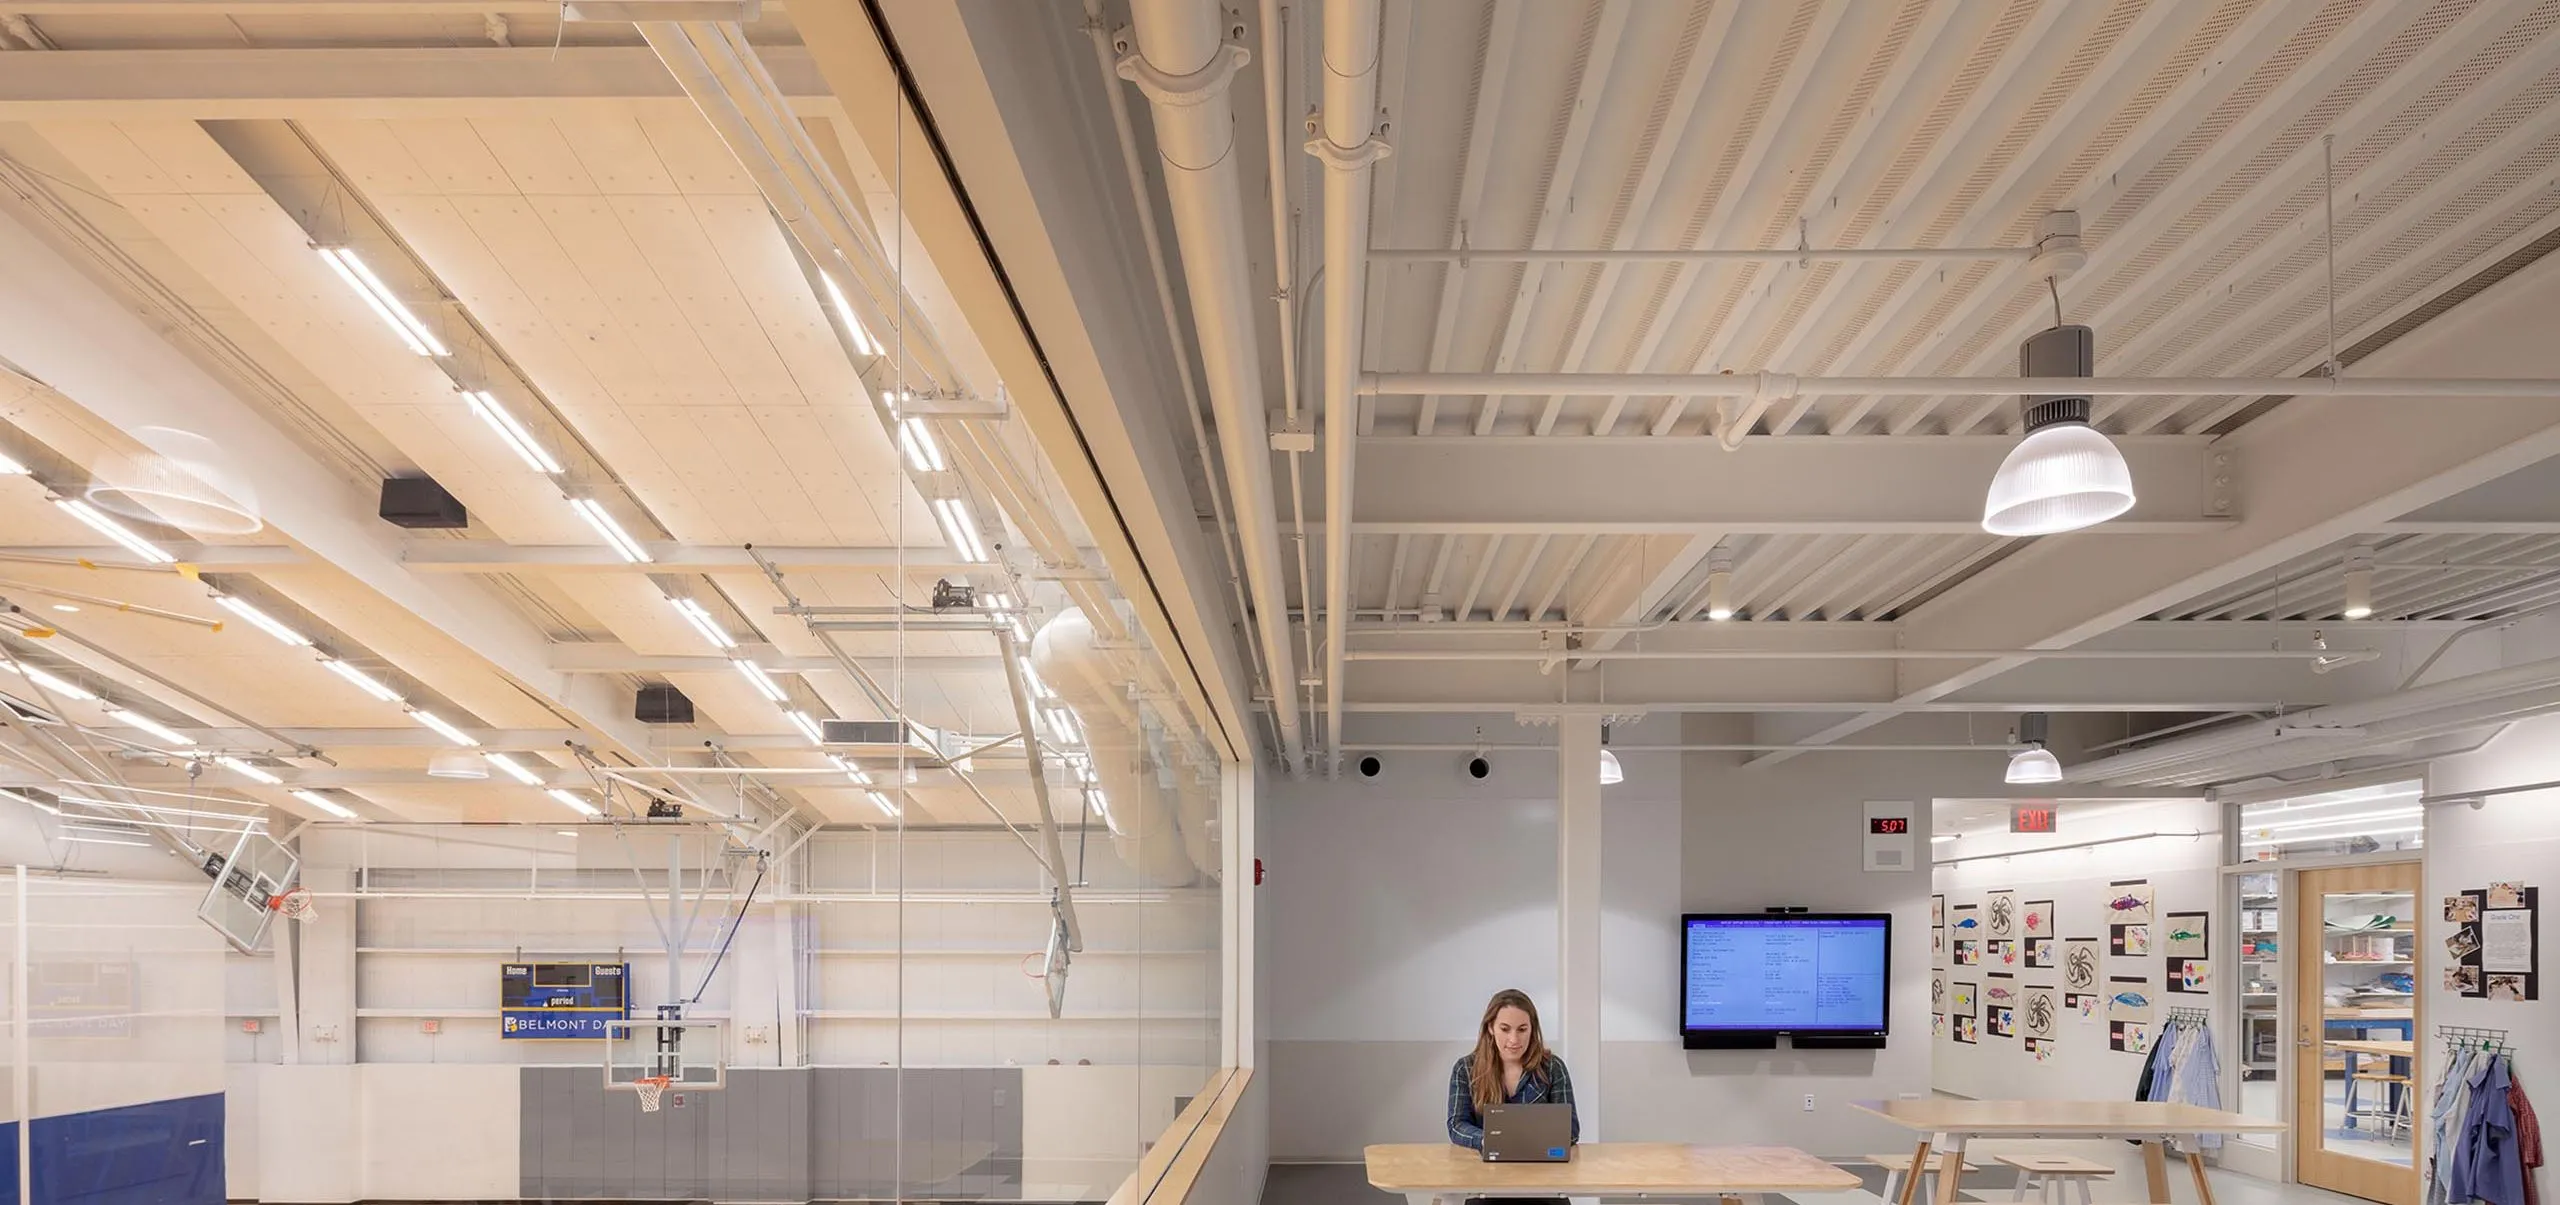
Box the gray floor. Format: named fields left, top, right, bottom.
left=1262, top=1145, right=2387, bottom=1205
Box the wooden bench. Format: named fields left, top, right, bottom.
left=1995, top=1154, right=2112, bottom=1205
left=1865, top=1152, right=1980, bottom=1205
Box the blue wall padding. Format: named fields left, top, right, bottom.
left=0, top=1092, right=224, bottom=1205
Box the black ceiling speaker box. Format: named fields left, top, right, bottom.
left=635, top=684, right=695, bottom=725
left=379, top=476, right=467, bottom=529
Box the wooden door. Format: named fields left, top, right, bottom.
left=2292, top=862, right=2422, bottom=1205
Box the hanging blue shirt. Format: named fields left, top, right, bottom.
left=2452, top=1053, right=2524, bottom=1205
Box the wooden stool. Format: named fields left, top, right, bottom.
left=1867, top=1153, right=1979, bottom=1205
left=1996, top=1155, right=2112, bottom=1205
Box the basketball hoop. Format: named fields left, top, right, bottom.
left=632, top=1075, right=674, bottom=1113
left=268, top=887, right=315, bottom=922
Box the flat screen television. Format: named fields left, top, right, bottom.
left=1680, top=913, right=1891, bottom=1049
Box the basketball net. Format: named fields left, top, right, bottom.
left=633, top=1075, right=674, bottom=1113
left=269, top=887, right=316, bottom=922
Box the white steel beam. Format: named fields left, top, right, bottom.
left=1409, top=0, right=1521, bottom=435
left=0, top=204, right=665, bottom=764
left=1764, top=252, right=2560, bottom=762
left=544, top=644, right=998, bottom=674
left=0, top=47, right=834, bottom=120
left=401, top=543, right=974, bottom=573
left=1345, top=436, right=2220, bottom=531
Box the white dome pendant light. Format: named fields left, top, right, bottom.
left=1982, top=324, right=2135, bottom=537
left=2003, top=712, right=2062, bottom=785
left=1598, top=723, right=1624, bottom=785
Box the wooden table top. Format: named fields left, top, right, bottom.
left=1850, top=1099, right=2289, bottom=1135
left=2325, top=1007, right=2414, bottom=1019
left=1364, top=1144, right=1862, bottom=1194
left=2331, top=1039, right=2416, bottom=1058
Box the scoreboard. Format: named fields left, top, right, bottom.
left=499, top=962, right=629, bottom=1039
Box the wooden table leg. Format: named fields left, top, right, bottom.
left=1934, top=1137, right=1970, bottom=1205
left=2141, top=1140, right=2172, bottom=1205
left=2186, top=1148, right=2217, bottom=1205
left=1898, top=1140, right=1935, bottom=1205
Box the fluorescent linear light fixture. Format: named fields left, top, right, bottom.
left=821, top=274, right=885, bottom=356
left=289, top=789, right=357, bottom=820
left=62, top=830, right=153, bottom=848
left=980, top=593, right=1015, bottom=611
left=321, top=658, right=405, bottom=704
left=1016, top=657, right=1055, bottom=701
left=566, top=496, right=651, bottom=563
left=785, top=710, right=826, bottom=746
left=1, top=662, right=95, bottom=701
left=464, top=390, right=564, bottom=474
left=2248, top=806, right=2425, bottom=835
left=2265, top=823, right=2423, bottom=846
left=897, top=417, right=946, bottom=473
left=315, top=246, right=448, bottom=356
left=212, top=595, right=312, bottom=647
left=484, top=752, right=546, bottom=786
left=0, top=450, right=27, bottom=475
left=731, top=659, right=788, bottom=703
left=865, top=789, right=900, bottom=819
left=931, top=496, right=990, bottom=563
left=667, top=595, right=736, bottom=650
left=827, top=755, right=873, bottom=786
left=1043, top=706, right=1081, bottom=746
left=52, top=499, right=174, bottom=564
left=407, top=708, right=479, bottom=747
left=545, top=788, right=601, bottom=817
left=106, top=709, right=194, bottom=747
left=215, top=756, right=283, bottom=785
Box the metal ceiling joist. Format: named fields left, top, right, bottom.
left=1763, top=252, right=2560, bottom=764
left=1345, top=436, right=2221, bottom=531
left=0, top=47, right=834, bottom=119
left=401, top=543, right=975, bottom=574
left=0, top=204, right=666, bottom=765
left=546, top=643, right=996, bottom=675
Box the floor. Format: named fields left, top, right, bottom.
left=2239, top=1075, right=2415, bottom=1169
left=1261, top=1141, right=2386, bottom=1205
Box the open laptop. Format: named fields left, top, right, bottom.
left=1480, top=1103, right=1573, bottom=1163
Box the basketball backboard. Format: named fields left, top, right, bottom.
left=195, top=827, right=297, bottom=954
left=604, top=1017, right=726, bottom=1090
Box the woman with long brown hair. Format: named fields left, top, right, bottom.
left=1445, top=988, right=1580, bottom=1151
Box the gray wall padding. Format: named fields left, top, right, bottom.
left=520, top=1067, right=1021, bottom=1201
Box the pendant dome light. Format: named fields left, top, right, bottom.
left=2003, top=711, right=2062, bottom=785
left=1599, top=723, right=1624, bottom=785
left=1982, top=324, right=2135, bottom=537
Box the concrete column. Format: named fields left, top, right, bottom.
left=1557, top=715, right=1602, bottom=1136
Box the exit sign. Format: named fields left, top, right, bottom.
left=2011, top=804, right=2058, bottom=834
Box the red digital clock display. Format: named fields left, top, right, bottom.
left=1869, top=817, right=1910, bottom=835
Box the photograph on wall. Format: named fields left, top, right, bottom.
left=2448, top=895, right=2482, bottom=923
left=1955, top=1015, right=1979, bottom=1044
left=1934, top=894, right=1946, bottom=927
left=2167, top=956, right=2210, bottom=993
left=2490, top=882, right=2528, bottom=910
left=1933, top=927, right=1946, bottom=959
left=2111, top=1020, right=2150, bottom=1054
left=2027, top=936, right=2056, bottom=968
left=2163, top=911, right=2209, bottom=958
left=2106, top=879, right=2154, bottom=924
left=2067, top=992, right=2097, bottom=1018
left=2027, top=1036, right=2055, bottom=1061
left=2111, top=923, right=2151, bottom=956
left=1955, top=938, right=1981, bottom=966
left=2489, top=974, right=2532, bottom=1002
left=1951, top=980, right=1977, bottom=1017
left=2065, top=939, right=2100, bottom=990
left=2449, top=924, right=2484, bottom=962
left=2025, top=898, right=2055, bottom=938
left=1991, top=938, right=2017, bottom=966
left=1988, top=1005, right=2016, bottom=1038
left=2449, top=966, right=2482, bottom=993
left=2106, top=977, right=2152, bottom=1023
left=1988, top=890, right=2017, bottom=938
left=2024, top=986, right=2057, bottom=1038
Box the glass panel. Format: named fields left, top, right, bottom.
left=2312, top=880, right=2417, bottom=1169
left=2235, top=869, right=2282, bottom=1148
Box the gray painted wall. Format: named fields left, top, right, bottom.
left=519, top=1067, right=1023, bottom=1200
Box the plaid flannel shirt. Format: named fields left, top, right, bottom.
left=1447, top=1054, right=1580, bottom=1150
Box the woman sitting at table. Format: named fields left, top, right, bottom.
left=1447, top=988, right=1581, bottom=1151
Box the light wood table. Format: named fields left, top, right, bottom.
left=1365, top=1142, right=1859, bottom=1205
left=1851, top=1099, right=2286, bottom=1205
left=2329, top=1039, right=2414, bottom=1058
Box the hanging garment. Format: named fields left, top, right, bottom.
left=2168, top=1022, right=2225, bottom=1153
left=2452, top=1053, right=2523, bottom=1205
left=2434, top=1048, right=2481, bottom=1205
left=2509, top=1072, right=2541, bottom=1205
left=2134, top=1023, right=2176, bottom=1101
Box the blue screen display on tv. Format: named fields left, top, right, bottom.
left=1681, top=914, right=1890, bottom=1035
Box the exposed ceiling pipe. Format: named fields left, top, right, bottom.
left=1311, top=0, right=1386, bottom=774
left=1370, top=246, right=2039, bottom=265
left=1361, top=371, right=2560, bottom=399
left=1116, top=0, right=1308, bottom=773
left=1261, top=0, right=1324, bottom=757
left=1344, top=648, right=2377, bottom=664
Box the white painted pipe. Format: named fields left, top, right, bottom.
left=1371, top=246, right=2036, bottom=265
left=1313, top=0, right=1385, bottom=774
left=1361, top=371, right=2560, bottom=398
left=1119, top=0, right=1308, bottom=772
left=1343, top=648, right=2379, bottom=663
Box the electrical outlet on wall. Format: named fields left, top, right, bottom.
left=1803, top=1094, right=1817, bottom=1112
